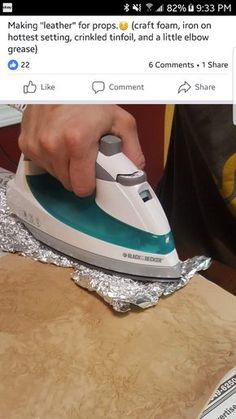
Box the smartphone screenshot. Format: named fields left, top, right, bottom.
left=0, top=2, right=235, bottom=418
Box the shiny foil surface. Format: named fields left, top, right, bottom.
left=0, top=170, right=211, bottom=312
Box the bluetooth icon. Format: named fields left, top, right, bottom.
left=124, top=3, right=130, bottom=12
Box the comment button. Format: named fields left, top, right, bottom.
left=92, top=81, right=105, bottom=94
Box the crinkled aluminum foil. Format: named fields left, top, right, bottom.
left=0, top=169, right=211, bottom=312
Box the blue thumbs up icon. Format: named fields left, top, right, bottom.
left=8, top=59, right=19, bottom=70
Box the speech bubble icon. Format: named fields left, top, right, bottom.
left=92, top=81, right=105, bottom=93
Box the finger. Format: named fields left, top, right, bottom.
left=69, top=145, right=98, bottom=197
left=18, top=136, right=55, bottom=178
left=33, top=157, right=57, bottom=179
left=113, top=114, right=145, bottom=169
left=122, top=133, right=145, bottom=170
left=33, top=133, right=71, bottom=189
left=51, top=151, right=72, bottom=191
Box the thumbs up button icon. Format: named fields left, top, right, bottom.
left=23, top=81, right=37, bottom=94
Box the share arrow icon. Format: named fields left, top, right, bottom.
left=178, top=81, right=191, bottom=93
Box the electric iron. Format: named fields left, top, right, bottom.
left=7, top=135, right=181, bottom=281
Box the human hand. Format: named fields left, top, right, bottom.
left=19, top=105, right=145, bottom=196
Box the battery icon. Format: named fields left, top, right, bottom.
left=188, top=4, right=194, bottom=12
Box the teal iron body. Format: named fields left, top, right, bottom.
left=7, top=135, right=181, bottom=281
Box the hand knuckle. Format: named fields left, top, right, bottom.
left=65, top=131, right=82, bottom=151
left=18, top=134, right=26, bottom=153
left=40, top=136, right=56, bottom=154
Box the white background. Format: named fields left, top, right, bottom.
left=0, top=16, right=235, bottom=102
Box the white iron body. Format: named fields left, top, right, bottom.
left=7, top=135, right=181, bottom=281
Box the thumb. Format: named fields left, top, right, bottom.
left=113, top=114, right=145, bottom=169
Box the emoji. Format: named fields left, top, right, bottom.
left=119, top=21, right=129, bottom=31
